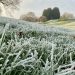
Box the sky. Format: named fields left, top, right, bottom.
left=16, top=0, right=75, bottom=18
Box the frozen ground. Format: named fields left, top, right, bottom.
left=0, top=17, right=75, bottom=75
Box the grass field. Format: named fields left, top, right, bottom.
left=0, top=17, right=75, bottom=75
left=44, top=19, right=75, bottom=30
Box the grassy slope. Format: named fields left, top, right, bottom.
left=44, top=19, right=75, bottom=30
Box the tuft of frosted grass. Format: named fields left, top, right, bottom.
left=0, top=23, right=9, bottom=46
left=50, top=43, right=56, bottom=75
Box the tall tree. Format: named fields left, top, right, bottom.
left=52, top=7, right=60, bottom=19
left=42, top=9, right=47, bottom=18
left=42, top=7, right=60, bottom=20
left=42, top=8, right=52, bottom=20
left=47, top=8, right=52, bottom=20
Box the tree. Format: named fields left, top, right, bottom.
left=42, top=7, right=60, bottom=20
left=0, top=0, right=21, bottom=9
left=42, top=9, right=47, bottom=18
left=26, top=12, right=36, bottom=17
left=61, top=12, right=74, bottom=20
left=20, top=12, right=38, bottom=22
left=42, top=8, right=52, bottom=20
left=52, top=7, right=60, bottom=19
left=0, top=0, right=23, bottom=17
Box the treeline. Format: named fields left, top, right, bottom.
left=20, top=7, right=74, bottom=22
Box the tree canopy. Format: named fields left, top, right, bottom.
left=42, top=7, right=60, bottom=20
left=52, top=7, right=60, bottom=19
left=42, top=8, right=52, bottom=20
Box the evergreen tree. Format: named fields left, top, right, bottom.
left=42, top=8, right=52, bottom=20
left=42, top=7, right=60, bottom=20
left=52, top=7, right=60, bottom=19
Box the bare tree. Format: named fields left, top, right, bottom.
left=61, top=12, right=74, bottom=20
left=0, top=0, right=22, bottom=9
left=0, top=0, right=23, bottom=17
left=20, top=12, right=38, bottom=22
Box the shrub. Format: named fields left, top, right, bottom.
left=39, top=16, right=47, bottom=22
left=20, top=12, right=38, bottom=22
left=61, top=12, right=74, bottom=20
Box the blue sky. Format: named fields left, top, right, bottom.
left=19, top=0, right=75, bottom=17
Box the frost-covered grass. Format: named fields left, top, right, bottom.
left=0, top=17, right=75, bottom=75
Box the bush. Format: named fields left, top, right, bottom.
left=61, top=12, right=74, bottom=20
left=20, top=12, right=38, bottom=22
left=39, top=16, right=47, bottom=22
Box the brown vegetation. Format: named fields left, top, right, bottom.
left=20, top=12, right=38, bottom=22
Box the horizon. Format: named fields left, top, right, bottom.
left=15, top=0, right=75, bottom=18
left=0, top=0, right=74, bottom=19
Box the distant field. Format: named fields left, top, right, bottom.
left=44, top=19, right=75, bottom=30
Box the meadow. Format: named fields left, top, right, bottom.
left=44, top=19, right=75, bottom=30
left=0, top=17, right=75, bottom=75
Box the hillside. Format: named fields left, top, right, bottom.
left=0, top=17, right=75, bottom=75
left=44, top=19, right=75, bottom=30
